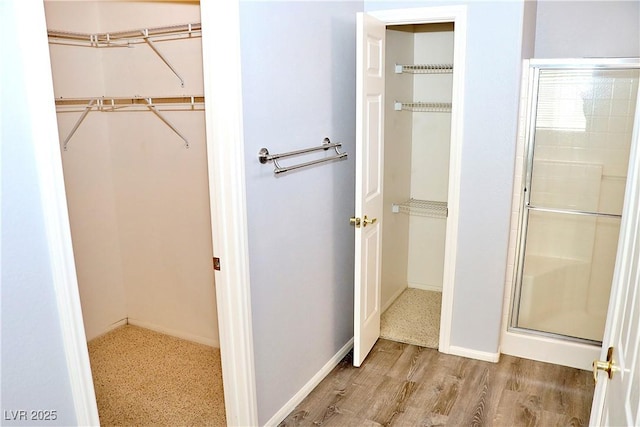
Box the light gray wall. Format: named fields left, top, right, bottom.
left=0, top=2, right=77, bottom=425
left=535, top=0, right=640, bottom=58
left=8, top=1, right=637, bottom=425
left=239, top=1, right=362, bottom=423
left=365, top=1, right=532, bottom=355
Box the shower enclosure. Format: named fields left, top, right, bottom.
left=510, top=59, right=640, bottom=345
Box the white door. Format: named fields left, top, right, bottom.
left=353, top=12, right=385, bottom=367
left=590, top=96, right=640, bottom=426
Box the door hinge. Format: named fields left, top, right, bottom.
left=213, top=257, right=221, bottom=271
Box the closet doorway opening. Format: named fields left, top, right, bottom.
left=353, top=7, right=466, bottom=365
left=44, top=1, right=229, bottom=424
left=380, top=22, right=454, bottom=350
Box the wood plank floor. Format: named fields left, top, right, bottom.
left=280, top=339, right=595, bottom=426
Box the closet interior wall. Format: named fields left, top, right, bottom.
left=44, top=1, right=219, bottom=346
left=382, top=24, right=454, bottom=310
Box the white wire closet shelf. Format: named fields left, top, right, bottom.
left=48, top=23, right=201, bottom=88
left=394, top=102, right=452, bottom=113
left=395, top=63, right=453, bottom=74
left=55, top=95, right=205, bottom=150
left=392, top=198, right=448, bottom=219
left=47, top=23, right=201, bottom=47
left=55, top=96, right=205, bottom=109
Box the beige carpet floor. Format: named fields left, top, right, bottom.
left=87, top=325, right=226, bottom=426
left=380, top=288, right=441, bottom=349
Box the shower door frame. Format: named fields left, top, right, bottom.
left=503, top=57, right=640, bottom=369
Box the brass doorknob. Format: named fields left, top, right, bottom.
left=593, top=347, right=619, bottom=382
left=350, top=217, right=361, bottom=228
left=363, top=215, right=377, bottom=227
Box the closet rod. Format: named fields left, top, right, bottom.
left=258, top=138, right=348, bottom=175
left=47, top=23, right=201, bottom=46
left=55, top=96, right=205, bottom=107
left=56, top=96, right=204, bottom=150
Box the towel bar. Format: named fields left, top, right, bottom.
left=258, top=137, right=348, bottom=175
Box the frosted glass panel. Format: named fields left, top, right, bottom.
left=516, top=211, right=620, bottom=342
left=514, top=66, right=638, bottom=343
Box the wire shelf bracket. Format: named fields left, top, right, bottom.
left=141, top=29, right=184, bottom=87
left=62, top=98, right=96, bottom=151
left=143, top=98, right=190, bottom=148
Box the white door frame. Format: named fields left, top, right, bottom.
left=200, top=1, right=258, bottom=425
left=33, top=0, right=259, bottom=425
left=367, top=6, right=467, bottom=355
left=20, top=1, right=100, bottom=423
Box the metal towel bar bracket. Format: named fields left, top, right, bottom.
left=258, top=137, right=348, bottom=175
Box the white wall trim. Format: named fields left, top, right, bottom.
left=85, top=318, right=128, bottom=342
left=368, top=5, right=467, bottom=357
left=264, top=338, right=355, bottom=427
left=200, top=1, right=259, bottom=425
left=109, top=318, right=128, bottom=330
left=408, top=282, right=443, bottom=293
left=127, top=318, right=219, bottom=348
left=448, top=345, right=500, bottom=363
left=26, top=2, right=100, bottom=424
left=381, top=285, right=407, bottom=313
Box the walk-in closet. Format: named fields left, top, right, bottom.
left=44, top=1, right=225, bottom=424
left=380, top=23, right=454, bottom=349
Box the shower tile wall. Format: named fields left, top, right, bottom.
left=533, top=70, right=638, bottom=210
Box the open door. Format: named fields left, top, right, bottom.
left=353, top=13, right=385, bottom=367
left=590, top=95, right=640, bottom=426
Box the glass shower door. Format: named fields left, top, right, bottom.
left=512, top=65, right=640, bottom=343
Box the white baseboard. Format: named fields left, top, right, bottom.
left=447, top=345, right=500, bottom=363
left=408, top=282, right=443, bottom=293
left=265, top=338, right=354, bottom=427
left=381, top=286, right=407, bottom=313
left=127, top=318, right=220, bottom=348
left=86, top=318, right=128, bottom=342
left=110, top=318, right=128, bottom=330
